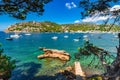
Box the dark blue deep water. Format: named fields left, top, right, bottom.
left=0, top=31, right=118, bottom=80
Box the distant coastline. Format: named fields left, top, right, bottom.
left=4, top=21, right=120, bottom=33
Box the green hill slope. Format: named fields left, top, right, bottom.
left=5, top=21, right=120, bottom=32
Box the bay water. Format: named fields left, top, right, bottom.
left=0, top=31, right=118, bottom=80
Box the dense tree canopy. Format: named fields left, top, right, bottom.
left=0, top=0, right=52, bottom=20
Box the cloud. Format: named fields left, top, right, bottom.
left=82, top=5, right=120, bottom=23
left=65, top=3, right=72, bottom=9
left=110, top=5, right=120, bottom=12
left=82, top=15, right=115, bottom=23
left=71, top=2, right=77, bottom=8
left=65, top=2, right=77, bottom=9
left=74, top=20, right=81, bottom=23
left=82, top=15, right=112, bottom=22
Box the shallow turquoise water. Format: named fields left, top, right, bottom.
left=0, top=32, right=118, bottom=80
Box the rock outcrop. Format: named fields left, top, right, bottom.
left=37, top=48, right=70, bottom=61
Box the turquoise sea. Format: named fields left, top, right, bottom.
left=0, top=31, right=118, bottom=80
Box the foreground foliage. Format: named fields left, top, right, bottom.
left=0, top=43, right=16, bottom=80
left=75, top=41, right=114, bottom=68
left=0, top=0, right=52, bottom=20
left=75, top=39, right=120, bottom=79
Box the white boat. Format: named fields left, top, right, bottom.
left=51, top=36, right=58, bottom=40
left=64, top=35, right=68, bottom=38
left=10, top=34, right=20, bottom=38
left=73, top=39, right=79, bottom=42
left=83, top=35, right=88, bottom=38
left=65, top=30, right=68, bottom=33
left=114, top=35, right=118, bottom=38
left=25, top=33, right=31, bottom=35
left=83, top=35, right=89, bottom=41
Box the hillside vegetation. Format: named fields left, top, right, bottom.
left=5, top=21, right=120, bottom=32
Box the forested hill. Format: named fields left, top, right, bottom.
left=5, top=21, right=120, bottom=32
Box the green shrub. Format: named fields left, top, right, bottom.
left=0, top=44, right=16, bottom=80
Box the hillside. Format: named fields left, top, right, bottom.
left=5, top=21, right=120, bottom=32
left=5, top=21, right=62, bottom=32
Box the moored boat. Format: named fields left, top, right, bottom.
left=51, top=36, right=58, bottom=40
left=64, top=35, right=68, bottom=38
left=25, top=33, right=31, bottom=35
left=6, top=37, right=13, bottom=40
left=10, top=33, right=20, bottom=38
left=73, top=39, right=79, bottom=42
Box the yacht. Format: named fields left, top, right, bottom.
left=83, top=35, right=88, bottom=38
left=25, top=33, right=31, bottom=35
left=64, top=35, right=68, bottom=38
left=10, top=33, right=20, bottom=38
left=51, top=36, right=58, bottom=40
left=83, top=35, right=89, bottom=41
left=73, top=39, right=79, bottom=42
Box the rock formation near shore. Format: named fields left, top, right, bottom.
left=37, top=48, right=70, bottom=61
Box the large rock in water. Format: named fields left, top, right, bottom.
left=37, top=48, right=70, bottom=61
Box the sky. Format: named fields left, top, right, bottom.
left=0, top=0, right=120, bottom=31
left=0, top=0, right=82, bottom=31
